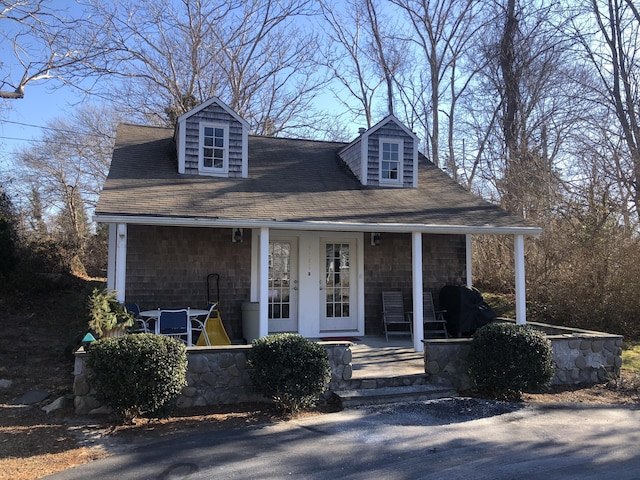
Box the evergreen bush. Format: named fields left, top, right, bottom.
left=248, top=334, right=331, bottom=413
left=87, top=333, right=187, bottom=423
left=468, top=322, right=554, bottom=400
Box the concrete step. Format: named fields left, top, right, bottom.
left=334, top=384, right=457, bottom=408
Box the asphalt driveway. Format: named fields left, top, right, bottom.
left=46, top=398, right=640, bottom=479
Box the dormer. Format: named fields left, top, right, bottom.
left=175, top=97, right=250, bottom=177
left=338, top=115, right=419, bottom=188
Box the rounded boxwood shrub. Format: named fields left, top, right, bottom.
left=248, top=334, right=331, bottom=413
left=468, top=322, right=554, bottom=400
left=87, top=333, right=187, bottom=423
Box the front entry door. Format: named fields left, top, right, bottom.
left=268, top=238, right=298, bottom=333
left=320, top=240, right=357, bottom=331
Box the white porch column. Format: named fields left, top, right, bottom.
left=514, top=234, right=526, bottom=325
left=115, top=223, right=127, bottom=302
left=258, top=227, right=270, bottom=338
left=412, top=231, right=424, bottom=352
left=466, top=234, right=473, bottom=287
left=107, top=224, right=117, bottom=291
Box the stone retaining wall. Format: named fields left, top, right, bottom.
left=74, top=342, right=353, bottom=415
left=423, top=322, right=623, bottom=392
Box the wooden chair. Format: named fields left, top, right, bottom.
left=382, top=291, right=412, bottom=342
left=423, top=292, right=449, bottom=338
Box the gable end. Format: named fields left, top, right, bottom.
left=338, top=116, right=419, bottom=188
left=176, top=98, right=249, bottom=178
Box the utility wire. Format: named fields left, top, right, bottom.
left=2, top=119, right=79, bottom=135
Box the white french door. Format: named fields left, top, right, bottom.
left=320, top=239, right=357, bottom=331
left=268, top=238, right=298, bottom=333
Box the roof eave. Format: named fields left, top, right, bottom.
left=93, top=213, right=543, bottom=237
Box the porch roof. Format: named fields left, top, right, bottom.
left=95, top=123, right=541, bottom=235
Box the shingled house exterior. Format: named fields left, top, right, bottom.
left=95, top=97, right=541, bottom=352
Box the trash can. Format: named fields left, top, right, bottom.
left=242, top=302, right=260, bottom=343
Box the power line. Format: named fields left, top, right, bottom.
left=1, top=119, right=79, bottom=135
left=0, top=135, right=111, bottom=148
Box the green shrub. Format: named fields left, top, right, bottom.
left=87, top=334, right=187, bottom=423
left=248, top=334, right=331, bottom=413
left=468, top=322, right=554, bottom=400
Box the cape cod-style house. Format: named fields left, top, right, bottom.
left=94, top=97, right=541, bottom=352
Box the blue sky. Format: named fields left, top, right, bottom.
left=0, top=82, right=78, bottom=167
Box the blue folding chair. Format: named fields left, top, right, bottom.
left=156, top=308, right=192, bottom=345
left=124, top=302, right=149, bottom=333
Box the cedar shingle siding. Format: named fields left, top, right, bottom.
left=363, top=233, right=465, bottom=335
left=366, top=122, right=415, bottom=187
left=183, top=104, right=244, bottom=176
left=124, top=226, right=466, bottom=339
left=125, top=224, right=251, bottom=340
left=339, top=140, right=362, bottom=181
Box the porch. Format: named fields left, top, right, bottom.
left=108, top=224, right=535, bottom=354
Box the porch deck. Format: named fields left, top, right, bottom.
left=346, top=336, right=425, bottom=379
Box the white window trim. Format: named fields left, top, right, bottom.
left=198, top=122, right=229, bottom=175
left=379, top=137, right=403, bottom=186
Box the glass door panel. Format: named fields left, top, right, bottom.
left=320, top=240, right=357, bottom=331
left=268, top=239, right=297, bottom=332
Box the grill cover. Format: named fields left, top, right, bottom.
left=439, top=285, right=496, bottom=337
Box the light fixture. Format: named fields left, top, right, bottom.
left=232, top=228, right=244, bottom=243
left=371, top=232, right=381, bottom=246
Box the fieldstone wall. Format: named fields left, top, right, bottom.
left=73, top=342, right=353, bottom=415
left=423, top=322, right=623, bottom=392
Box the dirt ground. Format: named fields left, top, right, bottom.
left=1, top=281, right=639, bottom=480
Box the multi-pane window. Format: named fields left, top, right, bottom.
left=200, top=124, right=228, bottom=172
left=380, top=139, right=402, bottom=184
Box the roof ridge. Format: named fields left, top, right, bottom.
left=118, top=122, right=173, bottom=131
left=248, top=134, right=348, bottom=146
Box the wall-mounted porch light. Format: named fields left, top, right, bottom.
left=232, top=228, right=244, bottom=243
left=371, top=232, right=381, bottom=246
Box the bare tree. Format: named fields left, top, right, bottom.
left=390, top=0, right=483, bottom=170
left=11, top=104, right=119, bottom=271
left=363, top=0, right=401, bottom=117
left=318, top=0, right=384, bottom=129
left=0, top=0, right=105, bottom=99
left=469, top=0, right=573, bottom=219
left=78, top=0, right=325, bottom=135
left=572, top=0, right=640, bottom=221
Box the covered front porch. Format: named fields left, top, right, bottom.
left=106, top=222, right=537, bottom=353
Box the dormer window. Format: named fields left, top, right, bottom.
left=379, top=138, right=403, bottom=185
left=199, top=123, right=228, bottom=174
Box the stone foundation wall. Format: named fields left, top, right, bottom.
left=424, top=325, right=623, bottom=392
left=73, top=342, right=352, bottom=415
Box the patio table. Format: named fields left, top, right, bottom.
left=139, top=309, right=210, bottom=345
left=139, top=309, right=209, bottom=319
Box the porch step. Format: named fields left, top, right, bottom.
left=334, top=384, right=456, bottom=408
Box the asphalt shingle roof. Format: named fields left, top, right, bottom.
left=95, top=123, right=540, bottom=234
